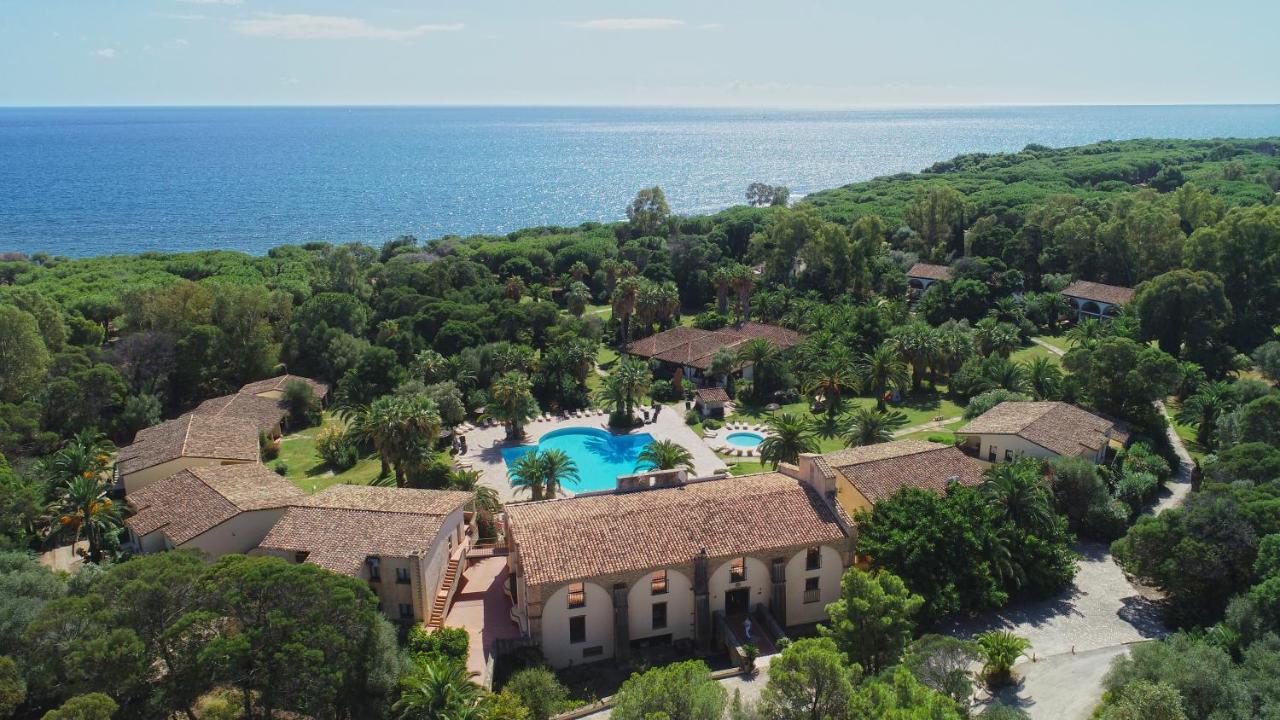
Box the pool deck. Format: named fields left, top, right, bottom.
left=457, top=403, right=729, bottom=503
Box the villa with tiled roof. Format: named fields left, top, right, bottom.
left=125, top=463, right=305, bottom=557
left=624, top=322, right=803, bottom=387
left=238, top=374, right=331, bottom=402
left=256, top=485, right=475, bottom=626
left=958, top=401, right=1116, bottom=464
left=503, top=470, right=850, bottom=668
left=788, top=440, right=986, bottom=516
left=115, top=413, right=260, bottom=494
left=1060, top=280, right=1134, bottom=322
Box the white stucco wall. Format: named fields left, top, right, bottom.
left=539, top=581, right=614, bottom=668
left=180, top=508, right=286, bottom=558
left=708, top=556, right=770, bottom=616
left=783, top=545, right=844, bottom=626
left=627, top=568, right=694, bottom=642
left=122, top=457, right=251, bottom=495
left=967, top=433, right=1101, bottom=464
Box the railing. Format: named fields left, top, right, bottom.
left=803, top=587, right=821, bottom=604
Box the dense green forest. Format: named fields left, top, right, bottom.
left=4, top=136, right=1280, bottom=718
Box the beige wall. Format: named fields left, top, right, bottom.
left=540, top=581, right=614, bottom=668
left=708, top=556, right=770, bottom=616
left=181, top=508, right=287, bottom=558
left=964, top=432, right=1104, bottom=464
left=122, top=457, right=251, bottom=495
left=835, top=475, right=874, bottom=516
left=783, top=545, right=844, bottom=625
left=626, top=568, right=694, bottom=644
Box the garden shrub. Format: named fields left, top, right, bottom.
left=259, top=431, right=279, bottom=461
left=1114, top=471, right=1159, bottom=514
left=408, top=625, right=470, bottom=666
left=272, top=461, right=288, bottom=476
left=964, top=389, right=1032, bottom=419
left=316, top=425, right=359, bottom=471
left=1084, top=498, right=1130, bottom=540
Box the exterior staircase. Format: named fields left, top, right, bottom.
left=427, top=556, right=462, bottom=628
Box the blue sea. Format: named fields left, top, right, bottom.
left=2, top=104, right=1279, bottom=257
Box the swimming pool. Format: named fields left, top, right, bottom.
left=725, top=432, right=765, bottom=448
left=501, top=427, right=656, bottom=494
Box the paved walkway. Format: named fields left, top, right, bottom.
left=458, top=405, right=727, bottom=502
left=444, top=556, right=522, bottom=686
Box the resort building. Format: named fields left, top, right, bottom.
left=115, top=413, right=260, bottom=494
left=237, top=374, right=331, bottom=402
left=958, top=401, right=1116, bottom=464
left=256, top=485, right=475, bottom=627
left=906, top=263, right=952, bottom=299
left=1060, top=280, right=1134, bottom=322
left=693, top=387, right=730, bottom=418
left=787, top=440, right=985, bottom=516
left=124, top=463, right=305, bottom=557
left=503, top=469, right=850, bottom=668
left=624, top=322, right=804, bottom=387
left=193, top=374, right=331, bottom=437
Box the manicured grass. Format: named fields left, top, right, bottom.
left=899, top=418, right=966, bottom=443
left=1031, top=334, right=1074, bottom=355
left=274, top=414, right=386, bottom=493
left=597, top=346, right=619, bottom=370
left=728, top=391, right=964, bottom=431
left=1011, top=342, right=1060, bottom=365
left=584, top=303, right=612, bottom=320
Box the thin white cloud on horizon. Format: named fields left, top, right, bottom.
left=233, top=14, right=463, bottom=40
left=180, top=0, right=243, bottom=6
left=94, top=48, right=117, bottom=59
left=162, top=13, right=208, bottom=21
left=574, top=18, right=685, bottom=31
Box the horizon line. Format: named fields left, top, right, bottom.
left=3, top=101, right=1280, bottom=112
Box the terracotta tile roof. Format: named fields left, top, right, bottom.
left=907, top=263, right=953, bottom=281
left=504, top=472, right=847, bottom=588
left=193, top=393, right=290, bottom=434
left=257, top=485, right=472, bottom=575
left=958, top=401, right=1114, bottom=457
left=116, top=414, right=260, bottom=476
left=823, top=440, right=984, bottom=504
left=695, top=387, right=730, bottom=403
left=238, top=374, right=331, bottom=400
left=125, top=464, right=305, bottom=546
left=625, top=323, right=804, bottom=370
left=1060, top=280, right=1135, bottom=306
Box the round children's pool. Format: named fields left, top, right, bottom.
left=725, top=432, right=765, bottom=448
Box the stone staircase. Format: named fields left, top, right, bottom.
left=427, top=556, right=462, bottom=628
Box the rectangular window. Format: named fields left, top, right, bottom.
left=805, top=547, right=821, bottom=571
left=366, top=556, right=380, bottom=581
left=569, top=616, right=586, bottom=644
left=294, top=551, right=308, bottom=564
left=1004, top=449, right=1015, bottom=462
left=395, top=567, right=411, bottom=584
left=651, top=570, right=668, bottom=595
left=652, top=602, right=668, bottom=630
left=730, top=557, right=746, bottom=583
left=804, top=577, right=821, bottom=604
left=567, top=582, right=585, bottom=609
left=398, top=603, right=413, bottom=619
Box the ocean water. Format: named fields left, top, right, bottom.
left=2, top=104, right=1279, bottom=257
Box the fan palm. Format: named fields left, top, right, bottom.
left=858, top=342, right=911, bottom=411
left=975, top=318, right=1022, bottom=358
left=343, top=394, right=442, bottom=486
left=737, top=337, right=781, bottom=403
left=392, top=657, right=483, bottom=720
left=975, top=631, right=1031, bottom=687
left=411, top=349, right=447, bottom=384
left=842, top=407, right=909, bottom=447
left=508, top=449, right=579, bottom=500
left=1176, top=380, right=1236, bottom=449
left=487, top=371, right=540, bottom=441
left=980, top=462, right=1055, bottom=536
left=759, top=413, right=818, bottom=469
left=890, top=322, right=937, bottom=391
left=565, top=281, right=592, bottom=317
left=612, top=276, right=641, bottom=342
left=1023, top=356, right=1063, bottom=401
left=638, top=439, right=694, bottom=470
left=803, top=353, right=859, bottom=411
left=58, top=474, right=122, bottom=564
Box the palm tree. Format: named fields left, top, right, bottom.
left=443, top=356, right=477, bottom=391
left=891, top=322, right=936, bottom=391
left=343, top=394, right=442, bottom=486
left=980, top=461, right=1055, bottom=535
left=1176, top=380, right=1235, bottom=449
left=508, top=452, right=549, bottom=501
left=1174, top=360, right=1206, bottom=400
left=565, top=281, right=592, bottom=318
left=1065, top=318, right=1106, bottom=350
left=975, top=631, right=1031, bottom=688
left=503, top=276, right=525, bottom=302
left=731, top=266, right=756, bottom=324
left=612, top=276, right=640, bottom=343
left=539, top=449, right=580, bottom=497
left=508, top=449, right=579, bottom=500
left=58, top=474, right=122, bottom=564
left=858, top=342, right=911, bottom=411
left=412, top=349, right=448, bottom=384
left=812, top=412, right=845, bottom=441
left=802, top=353, right=859, bottom=411
left=487, top=371, right=540, bottom=441
left=983, top=357, right=1031, bottom=395
left=1023, top=356, right=1063, bottom=401
left=707, top=348, right=738, bottom=396
left=737, top=338, right=781, bottom=403
left=638, top=440, right=694, bottom=470
left=759, top=413, right=818, bottom=469
left=975, top=318, right=1021, bottom=358
left=711, top=265, right=733, bottom=316
left=568, top=260, right=590, bottom=283
left=842, top=407, right=908, bottom=447
left=392, top=657, right=484, bottom=719
left=598, top=357, right=651, bottom=425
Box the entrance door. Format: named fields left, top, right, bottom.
left=725, top=588, right=750, bottom=616
left=988, top=445, right=997, bottom=462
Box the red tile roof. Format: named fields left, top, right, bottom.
left=504, top=472, right=846, bottom=588
left=820, top=440, right=984, bottom=504
left=958, top=401, right=1114, bottom=456
left=695, top=387, right=730, bottom=403
left=1060, top=280, right=1135, bottom=306
left=193, top=393, right=290, bottom=434
left=125, top=464, right=305, bottom=546
left=116, top=414, right=260, bottom=476
left=238, top=374, right=331, bottom=400
left=907, top=263, right=953, bottom=281
left=625, top=323, right=803, bottom=370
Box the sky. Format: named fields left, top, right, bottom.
left=2, top=0, right=1278, bottom=108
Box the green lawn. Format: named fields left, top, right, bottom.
left=1165, top=398, right=1208, bottom=462
left=1011, top=342, right=1060, bottom=365
left=1031, top=334, right=1074, bottom=355
left=273, top=414, right=386, bottom=493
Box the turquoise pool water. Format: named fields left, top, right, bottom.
left=726, top=432, right=765, bottom=448
left=501, top=427, right=656, bottom=494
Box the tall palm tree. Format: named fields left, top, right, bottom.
left=1023, top=356, right=1063, bottom=401
left=759, top=413, right=818, bottom=469
left=891, top=322, right=937, bottom=391
left=612, top=276, right=641, bottom=343
left=858, top=342, right=911, bottom=411
left=711, top=265, right=733, bottom=316
left=565, top=281, right=592, bottom=317
left=841, top=407, right=908, bottom=447
left=802, top=353, right=859, bottom=411
left=487, top=371, right=540, bottom=441
left=392, top=657, right=484, bottom=720
left=980, top=461, right=1055, bottom=535
left=58, top=474, right=122, bottom=564
left=731, top=266, right=756, bottom=324
left=638, top=440, right=694, bottom=470
left=600, top=357, right=651, bottom=424
left=736, top=337, right=780, bottom=403
left=508, top=449, right=579, bottom=500
left=1176, top=380, right=1235, bottom=449
left=539, top=449, right=580, bottom=497
left=344, top=395, right=442, bottom=487
left=568, top=260, right=590, bottom=283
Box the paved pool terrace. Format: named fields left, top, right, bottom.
left=457, top=403, right=728, bottom=502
